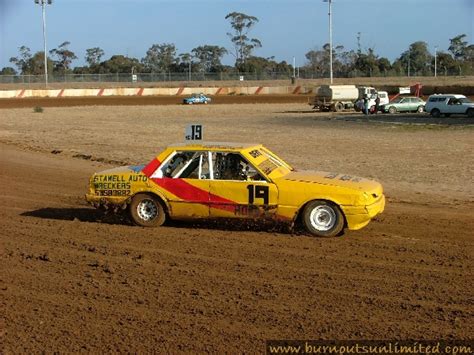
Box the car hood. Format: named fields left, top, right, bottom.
left=281, top=170, right=383, bottom=194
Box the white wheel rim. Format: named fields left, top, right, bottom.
left=137, top=199, right=158, bottom=221
left=309, top=206, right=336, bottom=231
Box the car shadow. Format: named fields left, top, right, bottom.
left=166, top=218, right=297, bottom=235
left=21, top=207, right=301, bottom=235
left=21, top=207, right=127, bottom=225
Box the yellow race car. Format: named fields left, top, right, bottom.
left=85, top=142, right=385, bottom=237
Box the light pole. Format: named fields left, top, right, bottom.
left=189, top=60, right=192, bottom=81
left=434, top=45, right=438, bottom=77
left=34, top=0, right=52, bottom=87
left=323, top=0, right=333, bottom=84
left=293, top=56, right=296, bottom=78
left=407, top=50, right=410, bottom=77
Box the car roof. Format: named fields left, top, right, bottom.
left=428, top=94, right=466, bottom=98
left=168, top=142, right=262, bottom=151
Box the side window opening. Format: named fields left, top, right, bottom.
left=160, top=151, right=210, bottom=179
left=212, top=152, right=265, bottom=181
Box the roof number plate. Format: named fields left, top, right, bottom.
left=185, top=124, right=203, bottom=141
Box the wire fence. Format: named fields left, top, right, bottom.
left=0, top=69, right=469, bottom=88
left=0, top=70, right=455, bottom=85
left=0, top=72, right=297, bottom=85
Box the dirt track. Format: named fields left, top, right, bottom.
left=1, top=102, right=473, bottom=352
left=0, top=94, right=312, bottom=109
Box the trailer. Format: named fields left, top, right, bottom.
left=310, top=85, right=359, bottom=112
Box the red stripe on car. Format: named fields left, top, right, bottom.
left=142, top=158, right=161, bottom=177
left=150, top=178, right=236, bottom=213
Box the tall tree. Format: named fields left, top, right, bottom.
left=354, top=48, right=379, bottom=76
left=448, top=34, right=468, bottom=60
left=225, top=12, right=262, bottom=68
left=100, top=55, right=142, bottom=73
left=0, top=67, right=17, bottom=75
left=49, top=41, right=77, bottom=73
left=28, top=51, right=54, bottom=75
left=377, top=57, right=392, bottom=74
left=238, top=56, right=292, bottom=76
left=142, top=43, right=177, bottom=73
left=434, top=51, right=457, bottom=76
left=85, top=47, right=105, bottom=67
left=397, top=41, right=432, bottom=76
left=9, top=46, right=32, bottom=74
left=191, top=45, right=227, bottom=72
left=305, top=43, right=345, bottom=76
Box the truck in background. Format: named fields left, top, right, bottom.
left=311, top=85, right=388, bottom=113
left=310, top=85, right=359, bottom=112
left=354, top=89, right=389, bottom=113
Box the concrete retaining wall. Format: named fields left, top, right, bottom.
left=0, top=86, right=314, bottom=99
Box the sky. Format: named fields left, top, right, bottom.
left=0, top=0, right=473, bottom=70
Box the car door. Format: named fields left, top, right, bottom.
left=207, top=151, right=278, bottom=219
left=150, top=150, right=210, bottom=218
left=397, top=98, right=408, bottom=112
left=405, top=98, right=417, bottom=112
left=450, top=98, right=465, bottom=114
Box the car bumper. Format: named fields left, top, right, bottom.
left=342, top=194, right=385, bottom=230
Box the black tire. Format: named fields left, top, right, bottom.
left=334, top=102, right=344, bottom=112
left=467, top=108, right=474, bottom=117
left=302, top=200, right=344, bottom=238
left=417, top=106, right=424, bottom=113
left=388, top=106, right=397, bottom=114
left=431, top=108, right=441, bottom=118
left=129, top=193, right=166, bottom=227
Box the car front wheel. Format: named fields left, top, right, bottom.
left=302, top=200, right=344, bottom=238
left=388, top=106, right=397, bottom=114
left=129, top=194, right=166, bottom=227
left=417, top=106, right=424, bottom=113
left=467, top=108, right=474, bottom=117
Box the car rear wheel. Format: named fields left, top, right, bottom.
left=417, top=106, right=424, bottom=113
left=388, top=106, right=397, bottom=114
left=302, top=200, right=344, bottom=238
left=430, top=108, right=441, bottom=118
left=129, top=193, right=166, bottom=227
left=333, top=102, right=344, bottom=112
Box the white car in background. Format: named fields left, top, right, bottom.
left=425, top=94, right=474, bottom=117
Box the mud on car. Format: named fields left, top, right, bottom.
left=86, top=143, right=385, bottom=238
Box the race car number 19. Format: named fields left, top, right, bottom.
left=185, top=124, right=203, bottom=140
left=247, top=185, right=269, bottom=205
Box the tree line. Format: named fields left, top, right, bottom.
left=2, top=12, right=473, bottom=77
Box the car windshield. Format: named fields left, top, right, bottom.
left=459, top=98, right=472, bottom=103
left=391, top=97, right=403, bottom=103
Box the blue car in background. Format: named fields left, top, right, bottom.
left=183, top=93, right=211, bottom=105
